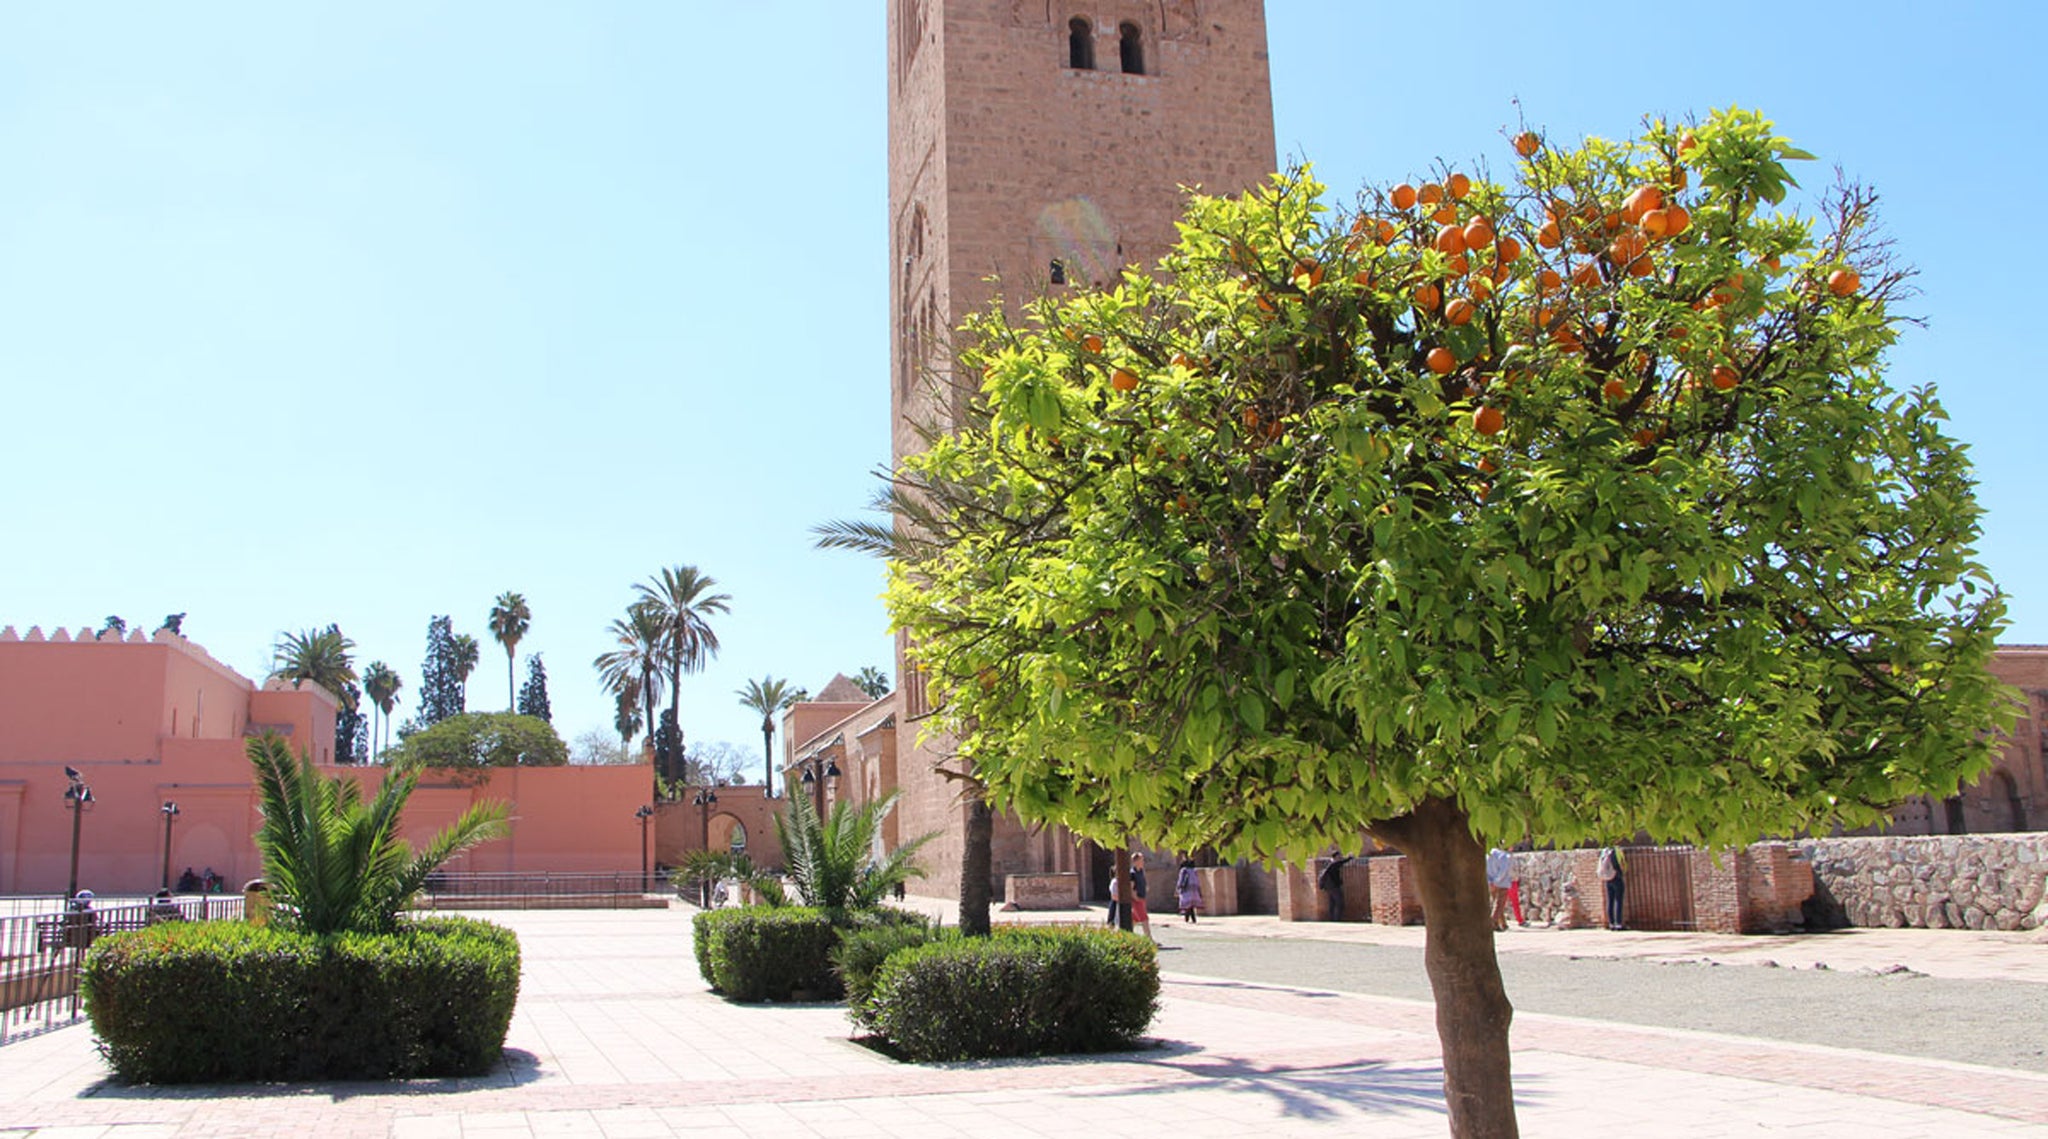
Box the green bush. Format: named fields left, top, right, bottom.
left=869, top=927, right=1159, bottom=1061
left=82, top=916, right=520, bottom=1083
left=695, top=907, right=841, bottom=1001
left=831, top=918, right=941, bottom=1031
left=387, top=711, right=568, bottom=769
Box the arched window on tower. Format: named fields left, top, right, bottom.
left=1068, top=17, right=1094, bottom=70
left=1119, top=22, right=1145, bottom=75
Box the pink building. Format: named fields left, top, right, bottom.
left=0, top=626, right=649, bottom=896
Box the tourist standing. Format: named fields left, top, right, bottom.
left=1175, top=859, right=1203, bottom=923
left=1486, top=847, right=1514, bottom=931
left=1130, top=853, right=1154, bottom=941
left=1598, top=846, right=1627, bottom=930
left=1318, top=850, right=1354, bottom=921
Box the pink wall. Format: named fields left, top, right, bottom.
left=0, top=629, right=650, bottom=895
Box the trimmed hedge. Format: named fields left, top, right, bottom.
left=869, top=927, right=1159, bottom=1061
left=694, top=907, right=841, bottom=1001
left=82, top=916, right=520, bottom=1083
left=831, top=919, right=942, bottom=1030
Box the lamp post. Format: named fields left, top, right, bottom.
left=634, top=804, right=654, bottom=892
left=160, top=801, right=181, bottom=890
left=691, top=788, right=719, bottom=906
left=796, top=753, right=841, bottom=819
left=62, top=766, right=94, bottom=897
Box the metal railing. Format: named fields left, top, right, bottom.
left=1, top=895, right=244, bottom=1044
left=413, top=871, right=671, bottom=910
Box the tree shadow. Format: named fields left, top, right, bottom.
left=1076, top=1053, right=1495, bottom=1123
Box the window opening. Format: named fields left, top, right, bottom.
left=1068, top=18, right=1094, bottom=70
left=1049, top=259, right=1067, bottom=285
left=1119, top=22, right=1144, bottom=74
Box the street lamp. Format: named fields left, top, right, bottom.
left=796, top=752, right=841, bottom=819
left=160, top=801, right=181, bottom=890
left=634, top=804, right=655, bottom=891
left=691, top=788, right=719, bottom=906
left=62, top=766, right=94, bottom=897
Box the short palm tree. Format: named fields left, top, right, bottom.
left=362, top=661, right=402, bottom=761
left=487, top=592, right=532, bottom=711
left=634, top=566, right=731, bottom=768
left=736, top=675, right=797, bottom=792
left=271, top=625, right=359, bottom=715
left=776, top=790, right=933, bottom=914
left=595, top=604, right=667, bottom=761
left=450, top=633, right=480, bottom=713
left=248, top=733, right=509, bottom=935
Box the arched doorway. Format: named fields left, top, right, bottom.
left=708, top=814, right=747, bottom=855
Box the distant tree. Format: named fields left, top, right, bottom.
left=155, top=612, right=186, bottom=636
left=853, top=666, right=892, bottom=700
left=415, top=616, right=463, bottom=728
left=451, top=633, right=480, bottom=714
left=386, top=711, right=570, bottom=770
left=595, top=603, right=665, bottom=763
left=612, top=679, right=644, bottom=760
left=736, top=675, right=799, bottom=792
left=516, top=655, right=552, bottom=722
left=99, top=616, right=127, bottom=640
left=363, top=661, right=403, bottom=761
left=569, top=727, right=631, bottom=765
left=335, top=681, right=369, bottom=764
left=653, top=709, right=683, bottom=791
left=634, top=565, right=730, bottom=782
left=271, top=625, right=361, bottom=764
left=785, top=686, right=810, bottom=704
left=686, top=740, right=751, bottom=786
left=487, top=591, right=532, bottom=711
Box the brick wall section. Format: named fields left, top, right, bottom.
left=1800, top=833, right=2048, bottom=931
left=1688, top=849, right=1746, bottom=934
left=1003, top=872, right=1080, bottom=909
left=1367, top=856, right=1422, bottom=926
left=1189, top=866, right=1238, bottom=916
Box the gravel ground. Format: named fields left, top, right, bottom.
left=1160, top=934, right=2048, bottom=1072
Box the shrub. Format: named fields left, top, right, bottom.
left=386, top=711, right=568, bottom=769
left=83, top=916, right=520, bottom=1083
left=694, top=907, right=841, bottom=1001
left=868, top=927, right=1159, bottom=1061
left=831, top=918, right=941, bottom=1031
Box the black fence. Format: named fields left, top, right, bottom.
left=1, top=895, right=243, bottom=1044
left=413, top=871, right=672, bottom=910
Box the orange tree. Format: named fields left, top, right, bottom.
left=883, top=109, right=2011, bottom=1139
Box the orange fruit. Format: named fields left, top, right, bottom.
left=1447, top=173, right=1473, bottom=200
left=1447, top=253, right=1470, bottom=275
left=1641, top=209, right=1673, bottom=238
left=1470, top=274, right=1496, bottom=301
left=1533, top=305, right=1557, bottom=328
left=1537, top=268, right=1563, bottom=293
left=1669, top=165, right=1689, bottom=191
left=1710, top=365, right=1739, bottom=391
left=1419, top=183, right=1444, bottom=206
left=1474, top=405, right=1505, bottom=435
left=1633, top=427, right=1658, bottom=447
left=1463, top=217, right=1494, bottom=249
left=1477, top=456, right=1498, bottom=474
left=1677, top=129, right=1699, bottom=158
left=1435, top=224, right=1468, bottom=255
left=1828, top=268, right=1860, bottom=297
left=1243, top=407, right=1260, bottom=429
left=1761, top=254, right=1783, bottom=274
left=1607, top=231, right=1647, bottom=267
left=1627, top=254, right=1656, bottom=278
left=1432, top=203, right=1460, bottom=226
left=1083, top=334, right=1105, bottom=352
left=1377, top=219, right=1398, bottom=243
left=1426, top=346, right=1457, bottom=374
left=1513, top=131, right=1541, bottom=158
left=1445, top=297, right=1476, bottom=326
left=1392, top=183, right=1419, bottom=211
left=1294, top=260, right=1325, bottom=287
left=1666, top=324, right=1688, bottom=342
left=1112, top=369, right=1139, bottom=392
left=1413, top=282, right=1441, bottom=311
left=1603, top=378, right=1628, bottom=401
left=1353, top=269, right=1375, bottom=287
left=1623, top=185, right=1664, bottom=225
left=1536, top=220, right=1562, bottom=249
left=1571, top=260, right=1602, bottom=289
left=1170, top=352, right=1192, bottom=368
left=1495, top=236, right=1523, bottom=263
left=1554, top=326, right=1584, bottom=353
left=1662, top=205, right=1690, bottom=236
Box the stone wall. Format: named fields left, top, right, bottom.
left=1003, top=872, right=1079, bottom=910
left=1800, top=834, right=2048, bottom=931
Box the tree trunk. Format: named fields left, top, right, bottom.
left=959, top=791, right=994, bottom=936
left=508, top=647, right=517, bottom=711
left=761, top=720, right=775, bottom=793
left=1376, top=796, right=1519, bottom=1139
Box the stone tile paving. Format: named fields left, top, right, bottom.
left=1, top=907, right=2044, bottom=1137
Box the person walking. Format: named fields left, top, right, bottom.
left=1130, top=853, right=1155, bottom=941
left=1175, top=859, right=1203, bottom=923
left=1598, top=845, right=1627, bottom=930
left=1486, top=846, right=1514, bottom=931
left=1318, top=850, right=1354, bottom=921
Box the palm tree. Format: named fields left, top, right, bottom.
left=736, top=675, right=798, bottom=793
left=853, top=666, right=891, bottom=700
left=248, top=733, right=509, bottom=935
left=271, top=625, right=359, bottom=712
left=634, top=566, right=731, bottom=778
left=450, top=633, right=480, bottom=713
left=363, top=661, right=402, bottom=761
left=595, top=603, right=667, bottom=763
left=487, top=592, right=532, bottom=711
left=775, top=790, right=933, bottom=913
left=612, top=679, right=644, bottom=759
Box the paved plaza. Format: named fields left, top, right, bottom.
left=2, top=902, right=2046, bottom=1137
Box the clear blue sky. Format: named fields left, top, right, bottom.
left=4, top=3, right=2040, bottom=772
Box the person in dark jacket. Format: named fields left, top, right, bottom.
left=1319, top=851, right=1354, bottom=921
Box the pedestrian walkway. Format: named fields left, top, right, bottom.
left=1, top=905, right=2044, bottom=1138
